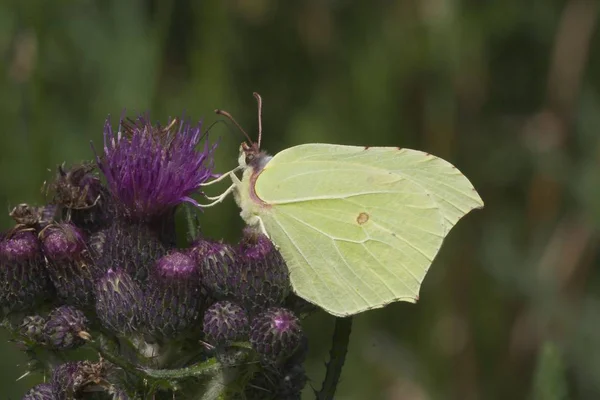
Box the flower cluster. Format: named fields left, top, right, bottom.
left=2, top=115, right=314, bottom=399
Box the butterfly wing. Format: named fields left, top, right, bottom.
left=252, top=144, right=483, bottom=316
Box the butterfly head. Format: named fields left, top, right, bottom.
left=239, top=142, right=271, bottom=172
left=218, top=92, right=271, bottom=172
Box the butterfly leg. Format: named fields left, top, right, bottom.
left=204, top=184, right=235, bottom=201
left=197, top=171, right=241, bottom=207
left=198, top=184, right=235, bottom=207
left=200, top=166, right=241, bottom=187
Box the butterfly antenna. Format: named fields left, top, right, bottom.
left=214, top=109, right=253, bottom=144
left=253, top=92, right=263, bottom=148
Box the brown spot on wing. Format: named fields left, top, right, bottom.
left=357, top=212, right=369, bottom=225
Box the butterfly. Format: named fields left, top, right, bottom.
left=202, top=93, right=484, bottom=317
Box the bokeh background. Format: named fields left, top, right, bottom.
left=1, top=0, right=599, bottom=399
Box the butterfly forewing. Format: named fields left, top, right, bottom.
left=250, top=144, right=477, bottom=316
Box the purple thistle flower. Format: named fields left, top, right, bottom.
left=235, top=228, right=291, bottom=315
left=41, top=223, right=100, bottom=308
left=51, top=362, right=81, bottom=399
left=188, top=238, right=238, bottom=301
left=143, top=251, right=207, bottom=339
left=22, top=383, right=56, bottom=400
left=0, top=231, right=54, bottom=313
left=99, top=220, right=167, bottom=283
left=203, top=300, right=249, bottom=346
left=43, top=305, right=90, bottom=350
left=95, top=268, right=144, bottom=335
left=41, top=223, right=87, bottom=261
left=96, top=115, right=216, bottom=221
left=249, top=307, right=303, bottom=366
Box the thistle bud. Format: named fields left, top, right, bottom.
left=203, top=301, right=249, bottom=346
left=43, top=306, right=90, bottom=350
left=51, top=361, right=105, bottom=400
left=235, top=229, right=290, bottom=314
left=99, top=220, right=167, bottom=283
left=143, top=252, right=205, bottom=339
left=41, top=223, right=98, bottom=308
left=95, top=268, right=144, bottom=335
left=249, top=307, right=303, bottom=365
left=188, top=238, right=237, bottom=301
left=0, top=231, right=54, bottom=313
left=41, top=223, right=86, bottom=260
left=22, top=383, right=56, bottom=400
left=18, top=315, right=46, bottom=344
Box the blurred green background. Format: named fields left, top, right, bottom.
left=1, top=0, right=599, bottom=398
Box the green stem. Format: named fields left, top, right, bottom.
left=142, top=357, right=221, bottom=380
left=316, top=316, right=353, bottom=400
left=86, top=337, right=146, bottom=380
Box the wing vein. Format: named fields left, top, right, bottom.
left=270, top=213, right=362, bottom=310
left=280, top=211, right=375, bottom=304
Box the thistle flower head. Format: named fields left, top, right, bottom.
left=22, top=383, right=56, bottom=400
left=40, top=223, right=86, bottom=261
left=99, top=220, right=167, bottom=283
left=43, top=305, right=90, bottom=350
left=97, top=115, right=216, bottom=220
left=239, top=227, right=278, bottom=259
left=50, top=362, right=80, bottom=399
left=234, top=229, right=290, bottom=314
left=188, top=238, right=238, bottom=301
left=41, top=223, right=99, bottom=307
left=51, top=361, right=106, bottom=399
left=95, top=268, right=144, bottom=335
left=0, top=231, right=54, bottom=313
left=143, top=251, right=206, bottom=339
left=203, top=300, right=249, bottom=346
left=155, top=251, right=198, bottom=280
left=0, top=230, right=40, bottom=262
left=249, top=307, right=303, bottom=365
